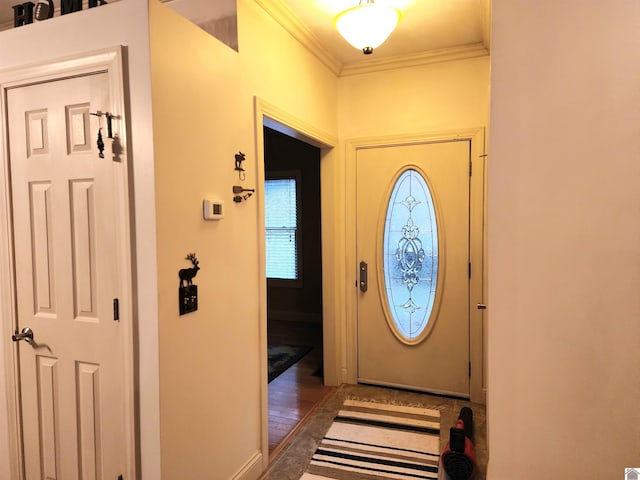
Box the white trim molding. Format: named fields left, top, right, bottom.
left=254, top=0, right=342, bottom=75
left=232, top=451, right=264, bottom=480
left=254, top=97, right=340, bottom=471
left=340, top=43, right=489, bottom=77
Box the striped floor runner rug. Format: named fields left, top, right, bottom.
left=300, top=399, right=440, bottom=480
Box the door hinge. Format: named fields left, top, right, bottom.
left=469, top=161, right=472, bottom=176
left=113, top=298, right=120, bottom=321
left=468, top=262, right=471, bottom=278
left=469, top=362, right=472, bottom=378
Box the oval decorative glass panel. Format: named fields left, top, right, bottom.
left=382, top=168, right=439, bottom=342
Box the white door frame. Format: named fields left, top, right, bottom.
left=253, top=97, right=339, bottom=469
left=0, top=47, right=136, bottom=479
left=345, top=128, right=487, bottom=404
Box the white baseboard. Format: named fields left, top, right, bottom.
left=231, top=451, right=263, bottom=480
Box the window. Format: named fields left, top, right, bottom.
left=265, top=177, right=299, bottom=280
left=383, top=168, right=439, bottom=342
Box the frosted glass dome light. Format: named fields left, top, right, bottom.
left=335, top=1, right=401, bottom=55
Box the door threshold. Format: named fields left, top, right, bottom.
left=357, top=380, right=470, bottom=401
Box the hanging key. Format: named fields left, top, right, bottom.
left=97, top=128, right=105, bottom=158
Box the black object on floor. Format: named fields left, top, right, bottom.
left=442, top=406, right=477, bottom=480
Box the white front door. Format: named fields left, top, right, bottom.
left=356, top=140, right=471, bottom=397
left=7, top=72, right=128, bottom=479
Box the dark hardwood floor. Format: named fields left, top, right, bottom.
left=267, top=319, right=335, bottom=460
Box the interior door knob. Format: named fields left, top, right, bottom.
left=12, top=326, right=34, bottom=343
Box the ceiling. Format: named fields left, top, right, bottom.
left=276, top=0, right=489, bottom=64
left=0, top=0, right=490, bottom=75
left=256, top=0, right=490, bottom=75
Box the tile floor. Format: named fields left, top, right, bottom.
left=260, top=383, right=487, bottom=480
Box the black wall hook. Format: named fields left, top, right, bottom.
left=90, top=111, right=118, bottom=139
left=234, top=151, right=246, bottom=180
left=232, top=185, right=255, bottom=203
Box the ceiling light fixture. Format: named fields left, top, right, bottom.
left=335, top=0, right=401, bottom=55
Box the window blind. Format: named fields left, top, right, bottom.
left=265, top=178, right=298, bottom=280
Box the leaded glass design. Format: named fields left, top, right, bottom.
left=383, top=169, right=438, bottom=341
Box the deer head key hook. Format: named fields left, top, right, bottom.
left=234, top=151, right=246, bottom=181
left=179, top=253, right=200, bottom=287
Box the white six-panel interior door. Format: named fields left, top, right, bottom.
left=1, top=50, right=134, bottom=480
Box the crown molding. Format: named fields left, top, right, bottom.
left=2, top=1, right=489, bottom=77
left=255, top=0, right=489, bottom=78
left=339, top=43, right=489, bottom=77
left=254, top=0, right=343, bottom=76
left=481, top=0, right=492, bottom=52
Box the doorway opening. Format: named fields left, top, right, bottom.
left=263, top=126, right=333, bottom=458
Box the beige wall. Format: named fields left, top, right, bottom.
left=149, top=0, right=338, bottom=477
left=15, top=0, right=639, bottom=478
left=339, top=57, right=490, bottom=138
left=488, top=0, right=640, bottom=477
left=0, top=2, right=490, bottom=479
